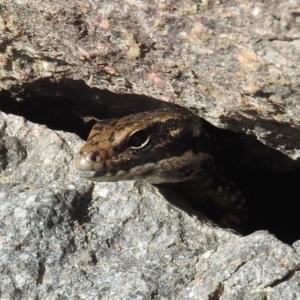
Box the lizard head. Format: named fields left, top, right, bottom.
left=75, top=107, right=215, bottom=184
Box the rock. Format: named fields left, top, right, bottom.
left=0, top=108, right=298, bottom=299
left=0, top=0, right=300, bottom=298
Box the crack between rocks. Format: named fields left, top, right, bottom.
left=266, top=264, right=300, bottom=288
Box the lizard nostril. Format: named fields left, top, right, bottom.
left=85, top=152, right=101, bottom=163
left=75, top=151, right=102, bottom=172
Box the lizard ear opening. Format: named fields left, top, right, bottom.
left=128, top=129, right=150, bottom=149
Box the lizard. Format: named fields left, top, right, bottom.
left=75, top=106, right=247, bottom=231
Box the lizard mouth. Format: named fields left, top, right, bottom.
left=75, top=149, right=213, bottom=185
left=74, top=151, right=151, bottom=181
left=75, top=151, right=156, bottom=182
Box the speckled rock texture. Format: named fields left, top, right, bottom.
left=1, top=111, right=300, bottom=299
left=1, top=0, right=300, bottom=163
left=0, top=0, right=300, bottom=299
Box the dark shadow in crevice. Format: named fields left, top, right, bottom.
left=158, top=161, right=300, bottom=244
left=220, top=114, right=300, bottom=172
left=240, top=165, right=300, bottom=244
left=0, top=78, right=300, bottom=244
left=0, top=77, right=176, bottom=139
left=217, top=115, right=300, bottom=243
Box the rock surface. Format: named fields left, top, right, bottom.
left=1, top=111, right=300, bottom=299
left=0, top=0, right=300, bottom=164
left=0, top=0, right=300, bottom=299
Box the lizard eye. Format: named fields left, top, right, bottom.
left=128, top=129, right=150, bottom=149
